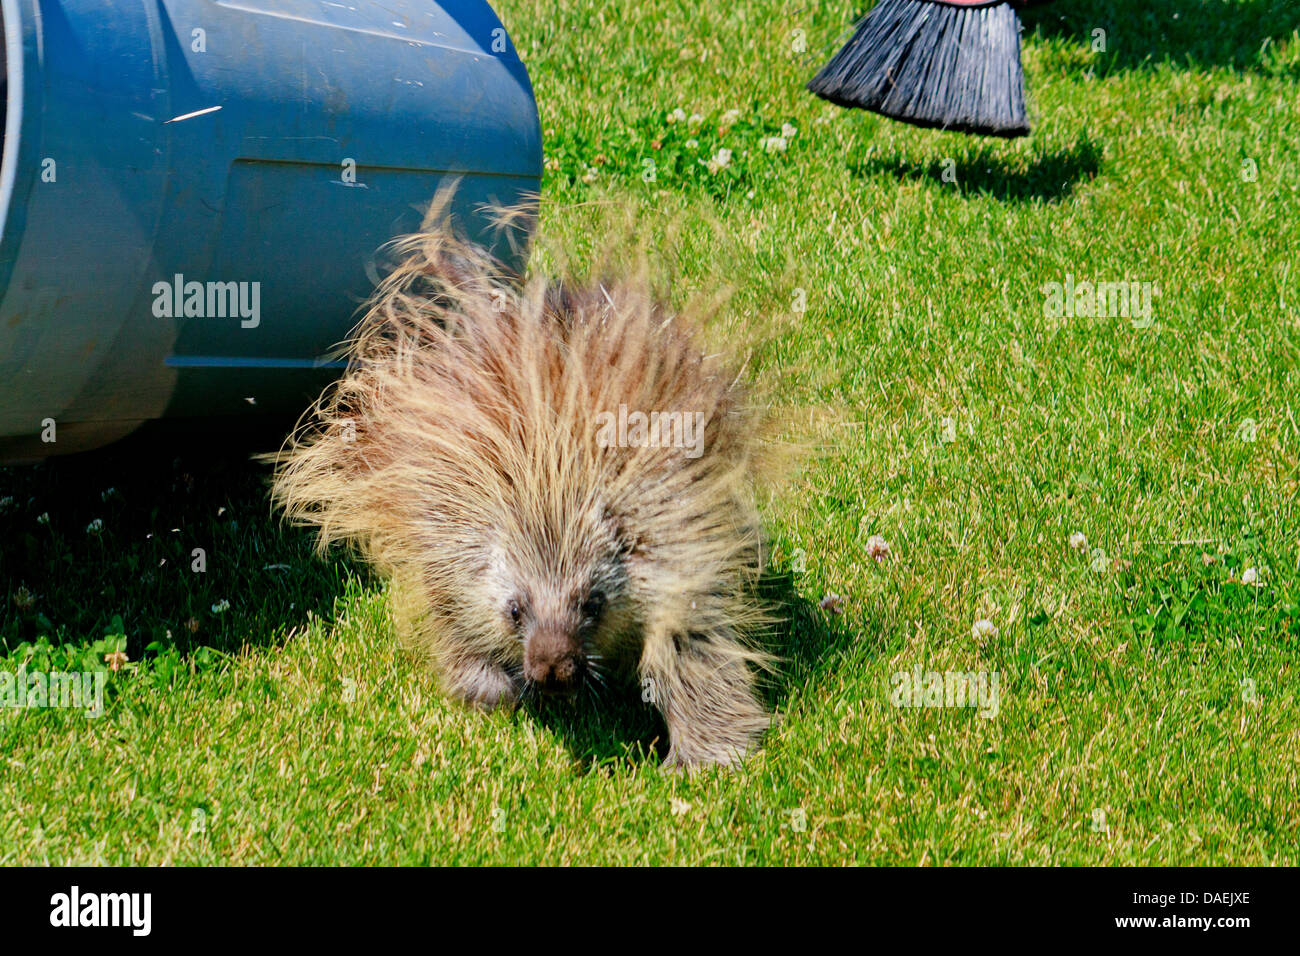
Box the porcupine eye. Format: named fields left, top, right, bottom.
left=581, top=591, right=605, bottom=620
left=506, top=599, right=523, bottom=627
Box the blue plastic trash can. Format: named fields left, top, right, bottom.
left=0, top=0, right=542, bottom=460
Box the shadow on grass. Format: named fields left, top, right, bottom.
left=520, top=567, right=861, bottom=774
left=0, top=426, right=368, bottom=661
left=850, top=136, right=1102, bottom=203
left=1021, top=0, right=1300, bottom=78
left=1, top=433, right=860, bottom=776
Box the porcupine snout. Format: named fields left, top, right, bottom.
left=522, top=610, right=588, bottom=696
left=525, top=629, right=584, bottom=695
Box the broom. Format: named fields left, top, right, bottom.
left=807, top=0, right=1052, bottom=138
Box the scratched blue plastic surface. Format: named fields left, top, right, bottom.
left=0, top=0, right=541, bottom=457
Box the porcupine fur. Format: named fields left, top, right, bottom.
left=269, top=205, right=776, bottom=769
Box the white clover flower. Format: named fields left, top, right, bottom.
left=866, top=534, right=891, bottom=563
left=685, top=138, right=699, bottom=149
left=36, top=512, right=49, bottom=525
left=211, top=599, right=231, bottom=614
left=720, top=108, right=742, bottom=130
left=581, top=167, right=598, bottom=184
left=1069, top=531, right=1088, bottom=554
left=706, top=147, right=733, bottom=174
left=667, top=107, right=687, bottom=124
left=781, top=122, right=798, bottom=139
left=940, top=416, right=957, bottom=444
left=1241, top=567, right=1260, bottom=587
left=86, top=518, right=103, bottom=534
left=762, top=136, right=788, bottom=153
left=687, top=112, right=704, bottom=129
left=971, top=619, right=999, bottom=642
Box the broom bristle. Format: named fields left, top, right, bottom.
left=808, top=0, right=1030, bottom=138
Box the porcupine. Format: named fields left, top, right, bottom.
left=269, top=208, right=776, bottom=769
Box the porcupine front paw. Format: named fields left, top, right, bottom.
left=660, top=705, right=769, bottom=771
left=441, top=657, right=520, bottom=711
left=646, top=637, right=772, bottom=772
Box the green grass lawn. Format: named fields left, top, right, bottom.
left=2, top=0, right=1299, bottom=864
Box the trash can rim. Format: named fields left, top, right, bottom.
left=0, top=0, right=22, bottom=247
